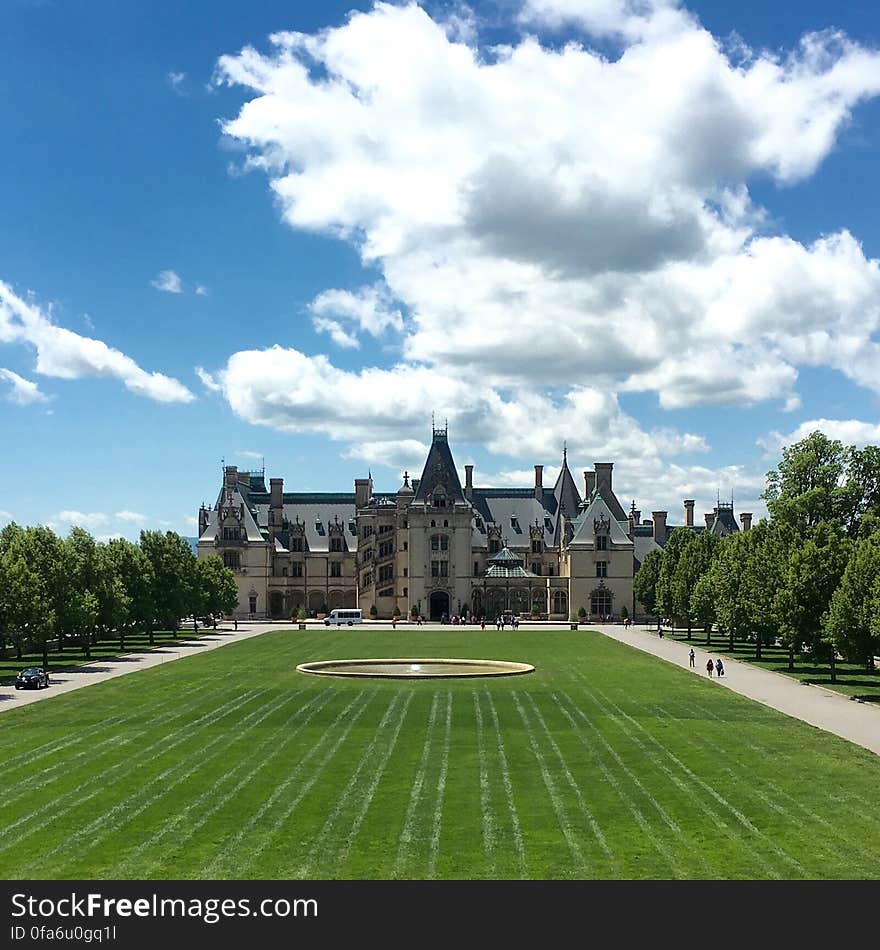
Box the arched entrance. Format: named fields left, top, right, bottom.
left=269, top=591, right=284, bottom=620
left=429, top=590, right=450, bottom=621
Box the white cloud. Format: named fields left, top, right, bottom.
left=236, top=449, right=264, bottom=461
left=184, top=515, right=198, bottom=528
left=208, top=1, right=880, bottom=487
left=0, top=281, right=195, bottom=403
left=195, top=284, right=208, bottom=296
left=151, top=270, right=184, bottom=294
left=758, top=419, right=880, bottom=457
left=311, top=316, right=361, bottom=349
left=168, top=71, right=187, bottom=94
left=0, top=368, right=49, bottom=405
left=115, top=511, right=148, bottom=523
left=53, top=511, right=110, bottom=529
left=195, top=366, right=222, bottom=392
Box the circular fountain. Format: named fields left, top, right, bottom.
left=296, top=658, right=535, bottom=679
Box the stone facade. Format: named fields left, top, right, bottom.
left=197, top=426, right=751, bottom=621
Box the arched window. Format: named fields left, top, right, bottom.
left=553, top=590, right=567, bottom=615
left=590, top=590, right=613, bottom=616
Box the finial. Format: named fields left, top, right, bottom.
left=563, top=441, right=567, bottom=463
left=403, top=470, right=410, bottom=487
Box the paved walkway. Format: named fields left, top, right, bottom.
left=0, top=623, right=279, bottom=713
left=593, top=623, right=880, bottom=757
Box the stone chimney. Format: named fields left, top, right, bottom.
left=705, top=512, right=714, bottom=528
left=594, top=462, right=613, bottom=495
left=224, top=465, right=238, bottom=489
left=740, top=512, right=753, bottom=532
left=534, top=465, right=543, bottom=500
left=632, top=508, right=641, bottom=525
left=355, top=477, right=372, bottom=509
left=684, top=499, right=695, bottom=527
left=411, top=478, right=420, bottom=495
left=270, top=477, right=283, bottom=510
left=652, top=510, right=667, bottom=543
left=465, top=464, right=473, bottom=501
left=584, top=471, right=596, bottom=498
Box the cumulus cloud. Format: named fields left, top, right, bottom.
left=195, top=366, right=222, bottom=392
left=0, top=368, right=49, bottom=405
left=207, top=1, right=880, bottom=483
left=168, top=71, right=187, bottom=94
left=0, top=281, right=195, bottom=403
left=195, top=284, right=208, bottom=296
left=115, top=511, right=148, bottom=523
left=53, top=511, right=110, bottom=530
left=150, top=269, right=184, bottom=294
left=758, top=419, right=880, bottom=457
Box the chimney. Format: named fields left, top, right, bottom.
left=411, top=478, right=420, bottom=495
left=584, top=471, right=596, bottom=498
left=652, top=510, right=667, bottom=544
left=740, top=512, right=753, bottom=532
left=633, top=508, right=641, bottom=525
left=705, top=512, right=714, bottom=528
left=355, top=477, right=372, bottom=509
left=270, top=477, right=283, bottom=510
left=534, top=465, right=543, bottom=500
left=198, top=504, right=208, bottom=537
left=594, top=462, right=613, bottom=495
left=684, top=499, right=695, bottom=527
left=465, top=464, right=474, bottom=501
left=224, top=465, right=238, bottom=489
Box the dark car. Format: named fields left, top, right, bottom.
left=15, top=667, right=50, bottom=690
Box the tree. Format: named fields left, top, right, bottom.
left=0, top=527, right=55, bottom=666
left=140, top=531, right=195, bottom=637
left=774, top=521, right=849, bottom=671
left=740, top=520, right=791, bottom=661
left=673, top=530, right=718, bottom=638
left=193, top=556, right=238, bottom=620
left=690, top=572, right=716, bottom=644
left=824, top=532, right=880, bottom=675
left=708, top=532, right=752, bottom=653
left=106, top=538, right=154, bottom=647
left=633, top=548, right=662, bottom=617
left=655, top=528, right=694, bottom=630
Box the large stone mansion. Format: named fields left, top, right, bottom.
left=197, top=425, right=751, bottom=621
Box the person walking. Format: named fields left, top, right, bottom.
left=706, top=658, right=714, bottom=677
left=715, top=658, right=724, bottom=677
left=689, top=648, right=695, bottom=668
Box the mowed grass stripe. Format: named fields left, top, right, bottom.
left=426, top=691, right=453, bottom=880
left=297, top=691, right=414, bottom=878
left=551, top=690, right=694, bottom=879
left=578, top=681, right=780, bottom=878
left=473, top=691, right=496, bottom=875
left=113, top=688, right=331, bottom=878
left=483, top=689, right=528, bottom=879
left=0, top=682, right=259, bottom=854
left=0, top=681, right=216, bottom=806
left=393, top=691, right=441, bottom=878
left=511, top=691, right=590, bottom=876
left=17, top=687, right=289, bottom=877
left=590, top=684, right=806, bottom=878
left=211, top=689, right=376, bottom=879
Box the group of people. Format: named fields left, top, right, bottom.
left=688, top=648, right=725, bottom=677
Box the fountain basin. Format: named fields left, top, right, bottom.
left=296, top=658, right=535, bottom=679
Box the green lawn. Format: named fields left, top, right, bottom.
left=652, top=625, right=880, bottom=703
left=2, top=628, right=879, bottom=880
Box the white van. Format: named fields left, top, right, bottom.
left=324, top=608, right=363, bottom=627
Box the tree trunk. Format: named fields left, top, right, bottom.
left=687, top=620, right=692, bottom=640
left=706, top=625, right=711, bottom=646
left=148, top=624, right=154, bottom=646
left=42, top=642, right=48, bottom=670
left=755, top=629, right=762, bottom=662
left=119, top=630, right=125, bottom=652
left=82, top=634, right=90, bottom=658
left=729, top=627, right=734, bottom=653
left=830, top=650, right=836, bottom=684
left=788, top=643, right=794, bottom=672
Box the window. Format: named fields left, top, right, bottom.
left=222, top=526, right=241, bottom=541
left=548, top=565, right=554, bottom=576
left=402, top=518, right=408, bottom=528
left=362, top=549, right=373, bottom=562
left=330, top=562, right=342, bottom=577
left=591, top=591, right=612, bottom=615
left=531, top=540, right=542, bottom=554
left=596, top=535, right=608, bottom=551
left=474, top=561, right=479, bottom=577
left=596, top=561, right=608, bottom=578
left=431, top=534, right=449, bottom=551
left=431, top=560, right=448, bottom=577
left=444, top=519, right=448, bottom=527
left=531, top=562, right=542, bottom=575
left=363, top=571, right=373, bottom=586
left=379, top=564, right=394, bottom=583
left=330, top=537, right=344, bottom=552
left=378, top=588, right=394, bottom=598
left=553, top=590, right=567, bottom=615
left=379, top=540, right=394, bottom=558
left=291, top=562, right=303, bottom=577
left=489, top=539, right=500, bottom=554
left=249, top=596, right=257, bottom=614
left=379, top=524, right=393, bottom=534
left=403, top=587, right=408, bottom=597
left=282, top=566, right=288, bottom=577
left=223, top=551, right=240, bottom=570
left=403, top=567, right=408, bottom=577
left=362, top=525, right=373, bottom=538
left=291, top=537, right=303, bottom=552
left=433, top=495, right=446, bottom=508
left=403, top=541, right=408, bottom=551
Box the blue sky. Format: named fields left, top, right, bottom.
left=2, top=0, right=880, bottom=540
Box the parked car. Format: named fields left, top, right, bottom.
left=15, top=667, right=50, bottom=690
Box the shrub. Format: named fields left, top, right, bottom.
left=410, top=604, right=419, bottom=617
left=531, top=603, right=541, bottom=616
left=578, top=606, right=587, bottom=619
left=392, top=605, right=401, bottom=618
left=369, top=604, right=378, bottom=619
left=620, top=606, right=629, bottom=619
left=296, top=606, right=307, bottom=621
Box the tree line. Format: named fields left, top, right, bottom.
left=0, top=526, right=238, bottom=668
left=633, top=432, right=880, bottom=678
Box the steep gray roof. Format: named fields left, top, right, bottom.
left=271, top=502, right=357, bottom=553
left=470, top=491, right=555, bottom=549
left=632, top=534, right=662, bottom=570
left=569, top=494, right=633, bottom=550
left=413, top=428, right=465, bottom=504
left=553, top=453, right=582, bottom=540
